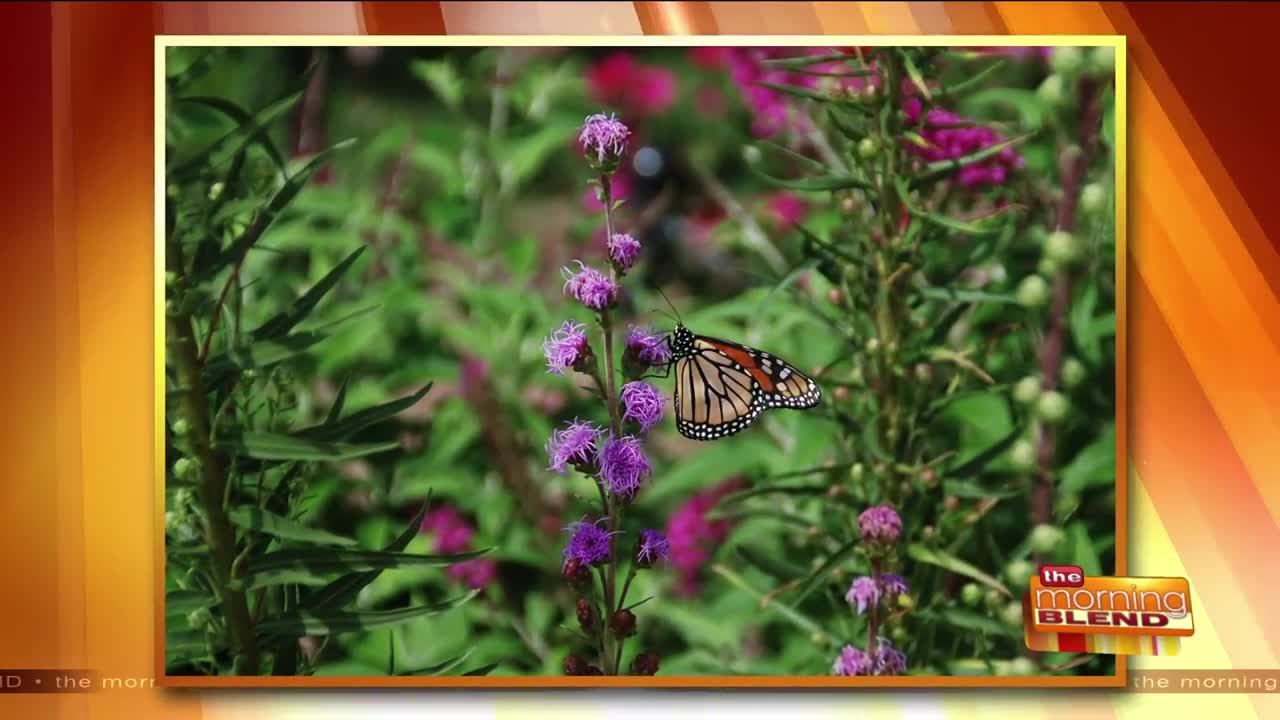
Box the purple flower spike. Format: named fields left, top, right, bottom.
left=858, top=504, right=903, bottom=544
left=625, top=326, right=671, bottom=367
left=563, top=260, right=618, bottom=311
left=635, top=528, right=671, bottom=568
left=845, top=576, right=882, bottom=615
left=873, top=640, right=908, bottom=676
left=608, top=232, right=641, bottom=271
left=621, top=381, right=664, bottom=432
left=832, top=645, right=872, bottom=676
left=563, top=519, right=614, bottom=568
left=543, top=320, right=591, bottom=375
left=879, top=573, right=910, bottom=597
left=599, top=434, right=652, bottom=500
left=579, top=113, right=630, bottom=169
left=546, top=419, right=604, bottom=474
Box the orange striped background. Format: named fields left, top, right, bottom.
left=6, top=1, right=1277, bottom=717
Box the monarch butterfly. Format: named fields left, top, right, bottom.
left=666, top=324, right=821, bottom=441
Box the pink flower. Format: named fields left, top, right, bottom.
left=631, top=66, right=677, bottom=116
left=586, top=52, right=678, bottom=118
left=664, top=478, right=744, bottom=596
left=587, top=52, right=638, bottom=102
left=766, top=192, right=808, bottom=229
left=689, top=46, right=732, bottom=69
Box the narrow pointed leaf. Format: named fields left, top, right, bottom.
left=752, top=164, right=875, bottom=192
left=168, top=91, right=302, bottom=178
left=901, top=52, right=933, bottom=100
left=790, top=538, right=862, bottom=604
left=306, top=500, right=430, bottom=610
left=166, top=590, right=216, bottom=617
left=251, top=546, right=492, bottom=575
left=257, top=591, right=479, bottom=638
left=759, top=52, right=865, bottom=69
left=251, top=246, right=366, bottom=341
left=325, top=376, right=351, bottom=425
left=711, top=564, right=832, bottom=645
left=401, top=649, right=473, bottom=676
left=735, top=545, right=806, bottom=582
left=935, top=58, right=1007, bottom=100
left=753, top=81, right=863, bottom=107
left=947, top=422, right=1022, bottom=478
left=461, top=662, right=501, bottom=676
left=296, top=383, right=433, bottom=442
left=227, top=506, right=358, bottom=547
left=227, top=431, right=400, bottom=462
left=907, top=543, right=1011, bottom=598
left=895, top=177, right=1005, bottom=236
left=172, top=95, right=289, bottom=173
left=718, top=482, right=830, bottom=506
left=200, top=332, right=327, bottom=391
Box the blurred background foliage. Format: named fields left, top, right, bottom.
left=165, top=44, right=1115, bottom=678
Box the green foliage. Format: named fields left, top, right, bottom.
left=165, top=44, right=1116, bottom=679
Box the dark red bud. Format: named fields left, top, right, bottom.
left=576, top=597, right=596, bottom=631
left=609, top=609, right=637, bottom=638
left=563, top=560, right=591, bottom=589
left=630, top=651, right=660, bottom=676
left=564, top=653, right=588, bottom=676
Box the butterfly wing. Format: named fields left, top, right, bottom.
left=673, top=335, right=820, bottom=441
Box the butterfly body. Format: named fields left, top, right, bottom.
left=668, top=324, right=821, bottom=441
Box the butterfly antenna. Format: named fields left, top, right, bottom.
left=655, top=287, right=683, bottom=326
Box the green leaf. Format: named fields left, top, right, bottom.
left=501, top=121, right=577, bottom=191
left=907, top=544, right=1011, bottom=598
left=947, top=423, right=1023, bottom=478
left=199, top=332, right=326, bottom=391
left=257, top=592, right=478, bottom=638
left=710, top=564, right=833, bottom=645
left=236, top=547, right=491, bottom=591
left=919, top=287, right=1020, bottom=305
left=195, top=138, right=356, bottom=281
left=226, top=431, right=400, bottom=462
left=166, top=590, right=216, bottom=617
left=895, top=177, right=1007, bottom=236
left=718, top=482, right=830, bottom=506
left=759, top=52, right=865, bottom=70
left=901, top=52, right=933, bottom=101
left=296, top=383, right=432, bottom=442
left=168, top=90, right=302, bottom=178
left=790, top=538, right=862, bottom=604
left=751, top=163, right=875, bottom=192
left=325, top=376, right=351, bottom=425
left=935, top=59, right=1008, bottom=101
left=734, top=544, right=806, bottom=582
left=411, top=59, right=463, bottom=110
left=942, top=479, right=1019, bottom=500
left=1067, top=521, right=1102, bottom=576
left=461, top=662, right=500, bottom=676
left=1070, top=284, right=1102, bottom=365
left=307, top=502, right=429, bottom=610
left=250, top=246, right=366, bottom=341
left=400, top=649, right=473, bottom=676
left=1101, top=89, right=1116, bottom=150
left=752, top=81, right=865, bottom=108
left=172, top=95, right=289, bottom=173
left=937, top=608, right=1019, bottom=638
left=1061, top=423, right=1116, bottom=494
left=227, top=506, right=358, bottom=547
left=962, top=87, right=1046, bottom=131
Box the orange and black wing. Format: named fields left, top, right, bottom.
left=673, top=336, right=820, bottom=441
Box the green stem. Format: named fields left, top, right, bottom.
left=168, top=239, right=259, bottom=675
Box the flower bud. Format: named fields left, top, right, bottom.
left=172, top=418, right=189, bottom=436
left=1009, top=439, right=1036, bottom=471
left=1079, top=182, right=1107, bottom=216
left=1050, top=46, right=1085, bottom=76
left=1013, top=376, right=1042, bottom=405
left=576, top=597, right=596, bottom=631
left=563, top=654, right=589, bottom=676
left=173, top=457, right=196, bottom=481
left=1000, top=601, right=1024, bottom=627
left=1044, top=230, right=1083, bottom=266
left=1037, top=390, right=1070, bottom=423
left=1061, top=357, right=1087, bottom=389
left=960, top=582, right=982, bottom=607
left=920, top=467, right=938, bottom=488
left=833, top=386, right=851, bottom=402
left=1009, top=657, right=1037, bottom=676
left=849, top=463, right=865, bottom=483
left=858, top=137, right=879, bottom=159
left=1029, top=523, right=1067, bottom=553
left=827, top=288, right=844, bottom=306
left=1016, top=275, right=1051, bottom=308
left=563, top=559, right=592, bottom=590
left=865, top=337, right=880, bottom=353
left=984, top=588, right=1003, bottom=611
left=1004, top=559, right=1035, bottom=589
left=943, top=496, right=960, bottom=512
left=630, top=651, right=660, bottom=676
left=1037, top=74, right=1067, bottom=107
left=609, top=609, right=637, bottom=638
left=186, top=607, right=214, bottom=631
left=896, top=593, right=915, bottom=610
left=1038, top=257, right=1059, bottom=277
left=1087, top=46, right=1115, bottom=76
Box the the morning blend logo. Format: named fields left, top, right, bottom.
left=1022, top=565, right=1194, bottom=656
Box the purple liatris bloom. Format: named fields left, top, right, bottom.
left=579, top=112, right=630, bottom=169
left=599, top=434, right=651, bottom=499
left=858, top=504, right=903, bottom=543
left=546, top=419, right=604, bottom=474
left=873, top=640, right=908, bottom=676
left=563, top=519, right=614, bottom=568
left=879, top=573, right=910, bottom=597
left=563, top=260, right=618, bottom=311
left=620, top=381, right=664, bottom=432
left=832, top=645, right=872, bottom=676
left=543, top=320, right=591, bottom=375
left=635, top=529, right=671, bottom=568
left=625, top=326, right=671, bottom=367
left=608, top=232, right=641, bottom=271
left=845, top=576, right=881, bottom=614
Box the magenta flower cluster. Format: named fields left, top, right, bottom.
left=543, top=320, right=591, bottom=376
left=563, top=260, right=619, bottom=311
left=665, top=478, right=744, bottom=596
left=845, top=573, right=910, bottom=615
left=578, top=112, right=631, bottom=169
left=625, top=326, right=671, bottom=367
left=563, top=519, right=615, bottom=568
left=903, top=97, right=1024, bottom=189
left=420, top=505, right=497, bottom=590
left=858, top=503, right=903, bottom=544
